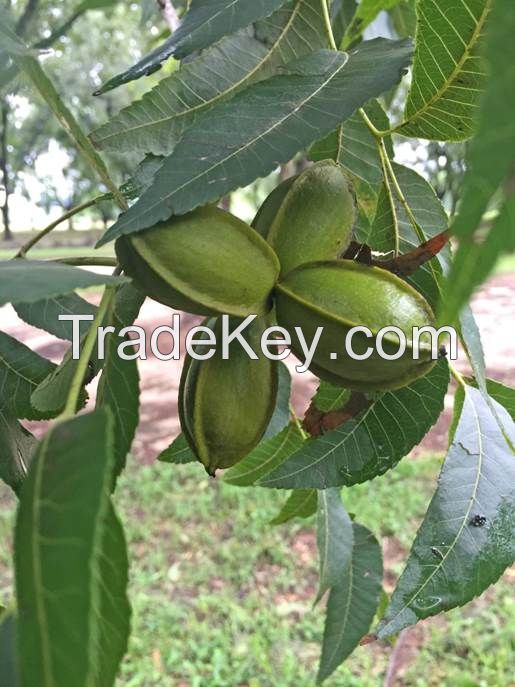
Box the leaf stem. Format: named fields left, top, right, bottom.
left=321, top=0, right=338, bottom=51
left=449, top=363, right=467, bottom=388
left=53, top=256, right=118, bottom=267
left=290, top=403, right=309, bottom=440
left=360, top=108, right=426, bottom=243
left=59, top=278, right=117, bottom=420
left=15, top=197, right=102, bottom=257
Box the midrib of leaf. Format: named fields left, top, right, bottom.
left=0, top=351, right=42, bottom=388
left=326, top=554, right=353, bottom=669
left=30, top=430, right=54, bottom=687
left=394, top=0, right=492, bottom=134
left=97, top=0, right=316, bottom=146
left=29, top=420, right=114, bottom=687
left=319, top=491, right=330, bottom=588
left=270, top=401, right=374, bottom=482
left=129, top=54, right=349, bottom=222
left=386, top=390, right=484, bottom=624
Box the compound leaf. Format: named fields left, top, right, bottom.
left=98, top=38, right=413, bottom=245
left=395, top=0, right=491, bottom=140
left=377, top=386, right=515, bottom=638
left=318, top=523, right=382, bottom=683
left=91, top=0, right=327, bottom=156
left=260, top=360, right=448, bottom=490
left=15, top=410, right=131, bottom=687
left=96, top=0, right=292, bottom=93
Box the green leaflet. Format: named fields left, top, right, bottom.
left=157, top=433, right=196, bottom=465
left=439, top=0, right=515, bottom=324
left=318, top=523, right=382, bottom=683
left=270, top=489, right=317, bottom=525
left=0, top=332, right=58, bottom=420
left=395, top=0, right=492, bottom=140
left=0, top=406, right=36, bottom=495
left=91, top=0, right=327, bottom=156
left=0, top=609, right=18, bottom=687
left=14, top=293, right=97, bottom=342
left=316, top=489, right=353, bottom=603
left=98, top=39, right=413, bottom=245
left=312, top=382, right=351, bottom=413
left=441, top=194, right=515, bottom=325
left=377, top=386, right=515, bottom=638
left=96, top=284, right=144, bottom=481
left=15, top=410, right=130, bottom=687
left=224, top=422, right=304, bottom=487
left=0, top=260, right=125, bottom=307
left=259, top=361, right=449, bottom=490
left=95, top=0, right=292, bottom=93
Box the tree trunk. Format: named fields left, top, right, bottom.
left=0, top=104, right=12, bottom=241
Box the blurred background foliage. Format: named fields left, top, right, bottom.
left=0, top=0, right=472, bottom=244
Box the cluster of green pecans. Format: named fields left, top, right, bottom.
left=116, top=160, right=436, bottom=475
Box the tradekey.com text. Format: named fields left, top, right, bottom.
left=60, top=313, right=458, bottom=373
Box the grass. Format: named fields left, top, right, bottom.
left=0, top=245, right=115, bottom=260
left=1, top=453, right=513, bottom=686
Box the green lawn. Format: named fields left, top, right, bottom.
left=1, top=454, right=513, bottom=686
left=0, top=245, right=115, bottom=260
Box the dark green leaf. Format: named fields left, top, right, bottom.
left=262, top=361, right=292, bottom=439
left=0, top=609, right=18, bottom=687
left=30, top=346, right=86, bottom=416
left=441, top=194, right=515, bottom=326
left=224, top=422, right=304, bottom=487
left=120, top=155, right=165, bottom=199
left=270, top=488, right=317, bottom=525
left=482, top=379, right=515, bottom=421
left=0, top=260, right=125, bottom=307
left=458, top=304, right=487, bottom=395
left=157, top=432, right=196, bottom=465
left=395, top=0, right=491, bottom=140
left=316, top=488, right=353, bottom=602
left=331, top=0, right=357, bottom=47
left=370, top=162, right=448, bottom=304
left=0, top=332, right=57, bottom=420
left=388, top=1, right=417, bottom=38
left=377, top=386, right=515, bottom=638
left=96, top=284, right=144, bottom=480
left=312, top=382, right=350, bottom=413
left=259, top=361, right=449, bottom=490
left=14, top=293, right=97, bottom=341
left=92, top=0, right=327, bottom=157
left=0, top=406, right=36, bottom=495
left=98, top=38, right=413, bottom=245
left=95, top=0, right=291, bottom=94
left=318, top=523, right=382, bottom=683
left=445, top=0, right=515, bottom=240
left=15, top=410, right=131, bottom=687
